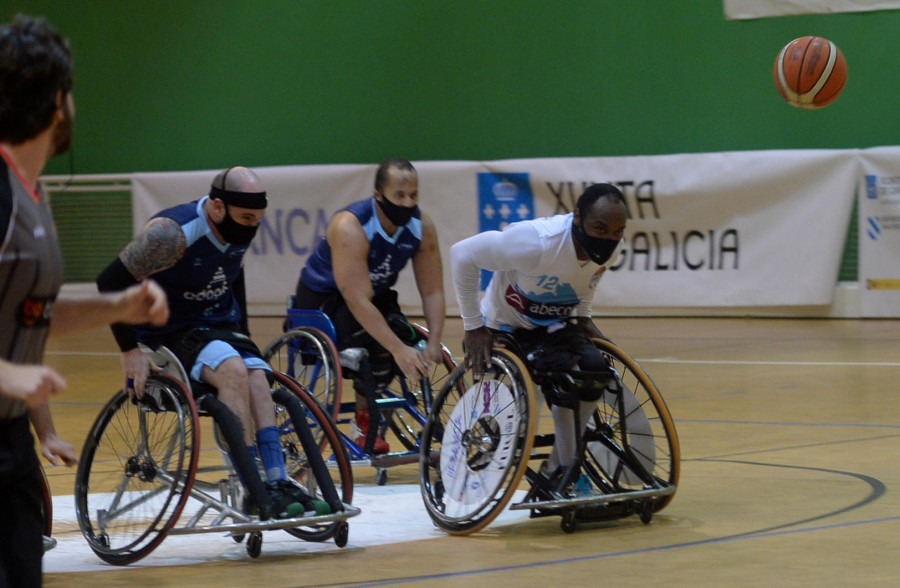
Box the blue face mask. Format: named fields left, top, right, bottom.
left=572, top=220, right=619, bottom=265
left=376, top=194, right=418, bottom=227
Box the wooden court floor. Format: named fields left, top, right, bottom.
left=39, top=316, right=900, bottom=587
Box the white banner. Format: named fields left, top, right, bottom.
left=858, top=147, right=900, bottom=317
left=132, top=150, right=857, bottom=314
left=724, top=0, right=900, bottom=19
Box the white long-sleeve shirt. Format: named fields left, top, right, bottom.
left=451, top=213, right=620, bottom=332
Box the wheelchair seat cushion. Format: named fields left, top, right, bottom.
left=171, top=326, right=263, bottom=372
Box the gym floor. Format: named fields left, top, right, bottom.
left=40, top=316, right=900, bottom=587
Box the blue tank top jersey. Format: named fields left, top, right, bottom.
left=301, top=197, right=422, bottom=295
left=137, top=197, right=247, bottom=346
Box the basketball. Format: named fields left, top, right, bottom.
left=773, top=36, right=847, bottom=109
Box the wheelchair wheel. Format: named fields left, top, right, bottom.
left=263, top=327, right=341, bottom=423
left=39, top=465, right=52, bottom=539
left=420, top=348, right=536, bottom=535
left=386, top=323, right=458, bottom=451
left=582, top=338, right=680, bottom=513
left=272, top=371, right=354, bottom=542
left=75, top=375, right=200, bottom=565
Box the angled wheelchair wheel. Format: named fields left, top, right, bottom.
left=40, top=465, right=53, bottom=539
left=420, top=348, right=536, bottom=535
left=582, top=338, right=680, bottom=513
left=263, top=327, right=341, bottom=423
left=386, top=323, right=458, bottom=452
left=74, top=375, right=200, bottom=565
left=271, top=371, right=354, bottom=542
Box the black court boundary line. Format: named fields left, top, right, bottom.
left=295, top=460, right=886, bottom=588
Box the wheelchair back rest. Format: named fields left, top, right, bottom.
left=139, top=344, right=191, bottom=386
left=285, top=308, right=339, bottom=343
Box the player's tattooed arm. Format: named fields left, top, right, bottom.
left=119, top=217, right=187, bottom=280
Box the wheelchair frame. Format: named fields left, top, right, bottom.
left=74, top=345, right=359, bottom=565
left=263, top=308, right=458, bottom=485
left=419, top=338, right=680, bottom=535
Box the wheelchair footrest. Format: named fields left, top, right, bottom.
left=509, top=484, right=676, bottom=511
left=168, top=503, right=361, bottom=536
left=373, top=396, right=408, bottom=411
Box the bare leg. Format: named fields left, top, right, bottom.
left=202, top=357, right=256, bottom=445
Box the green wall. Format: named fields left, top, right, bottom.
left=6, top=1, right=897, bottom=175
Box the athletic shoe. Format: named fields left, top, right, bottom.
left=571, top=473, right=594, bottom=497
left=268, top=478, right=331, bottom=516
left=42, top=535, right=57, bottom=553
left=350, top=409, right=390, bottom=454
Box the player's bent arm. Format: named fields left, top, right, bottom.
left=450, top=223, right=544, bottom=330
left=412, top=212, right=445, bottom=346
left=329, top=213, right=408, bottom=356
left=119, top=217, right=187, bottom=279
left=0, top=360, right=66, bottom=407
left=95, top=217, right=184, bottom=351
left=49, top=281, right=168, bottom=338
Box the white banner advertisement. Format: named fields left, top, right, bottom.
left=858, top=147, right=900, bottom=317
left=132, top=149, right=857, bottom=315
left=724, top=0, right=900, bottom=19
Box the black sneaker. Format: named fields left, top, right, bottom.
left=267, top=479, right=332, bottom=516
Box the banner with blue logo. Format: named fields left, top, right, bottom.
left=476, top=172, right=534, bottom=290
left=859, top=148, right=900, bottom=316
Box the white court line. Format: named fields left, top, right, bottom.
left=46, top=349, right=900, bottom=367
left=45, top=351, right=120, bottom=357
left=638, top=358, right=900, bottom=367
left=43, top=484, right=531, bottom=574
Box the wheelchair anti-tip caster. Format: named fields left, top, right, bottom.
left=335, top=522, right=350, bottom=547
left=561, top=511, right=577, bottom=534
left=247, top=531, right=262, bottom=558
left=639, top=500, right=654, bottom=524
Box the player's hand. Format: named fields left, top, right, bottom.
left=393, top=345, right=430, bottom=383
left=39, top=432, right=78, bottom=467
left=120, top=347, right=156, bottom=398
left=463, top=327, right=494, bottom=380
left=422, top=341, right=443, bottom=371
left=0, top=363, right=66, bottom=408
left=116, top=280, right=169, bottom=326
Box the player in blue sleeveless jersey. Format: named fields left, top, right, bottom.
left=293, top=158, right=445, bottom=454
left=97, top=166, right=326, bottom=517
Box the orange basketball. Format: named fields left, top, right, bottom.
left=773, top=36, right=847, bottom=109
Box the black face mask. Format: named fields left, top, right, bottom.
left=376, top=195, right=418, bottom=227
left=214, top=206, right=258, bottom=246
left=572, top=220, right=619, bottom=265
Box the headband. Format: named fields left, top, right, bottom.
left=209, top=185, right=268, bottom=209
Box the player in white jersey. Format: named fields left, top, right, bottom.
left=451, top=182, right=627, bottom=492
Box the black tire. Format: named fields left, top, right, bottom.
left=581, top=338, right=680, bottom=513
left=39, top=465, right=52, bottom=538
left=74, top=375, right=200, bottom=565
left=263, top=328, right=342, bottom=424
left=272, top=372, right=354, bottom=543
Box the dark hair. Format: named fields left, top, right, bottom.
left=374, top=157, right=416, bottom=193
left=576, top=182, right=626, bottom=218
left=0, top=14, right=73, bottom=144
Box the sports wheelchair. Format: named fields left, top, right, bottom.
left=263, top=308, right=457, bottom=485
left=74, top=344, right=358, bottom=565
left=419, top=335, right=680, bottom=534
